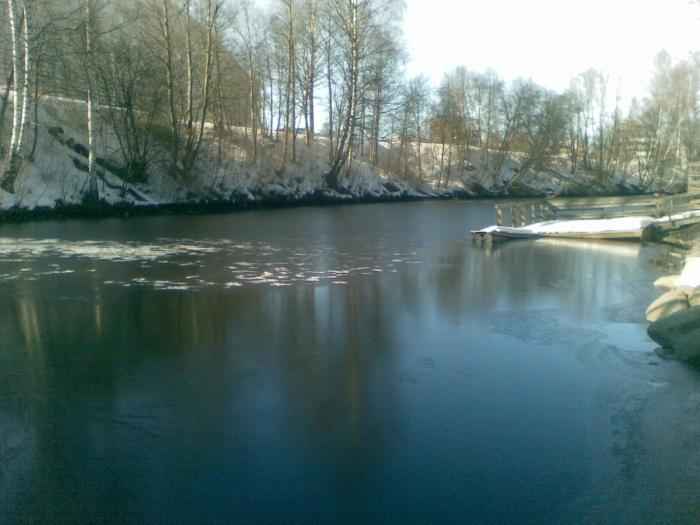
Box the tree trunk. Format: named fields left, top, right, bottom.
left=7, top=0, right=21, bottom=163
left=305, top=0, right=316, bottom=146
left=327, top=0, right=360, bottom=187
left=191, top=0, right=219, bottom=170
left=185, top=0, right=194, bottom=134
left=29, top=54, right=39, bottom=161
left=370, top=84, right=381, bottom=167
left=245, top=14, right=257, bottom=163
left=281, top=0, right=294, bottom=169
left=1, top=0, right=23, bottom=192
left=0, top=67, right=14, bottom=158
left=326, top=11, right=333, bottom=163
left=160, top=0, right=179, bottom=174
left=17, top=5, right=31, bottom=153
left=265, top=40, right=274, bottom=137
left=289, top=1, right=297, bottom=163
left=85, top=0, right=98, bottom=200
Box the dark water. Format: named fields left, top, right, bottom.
left=1, top=201, right=700, bottom=524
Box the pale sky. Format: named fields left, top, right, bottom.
left=404, top=0, right=700, bottom=105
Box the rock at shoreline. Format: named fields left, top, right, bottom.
left=653, top=274, right=681, bottom=292
left=648, top=306, right=700, bottom=361
left=645, top=287, right=693, bottom=322
left=690, top=287, right=700, bottom=308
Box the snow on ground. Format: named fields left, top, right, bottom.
left=0, top=97, right=159, bottom=210
left=0, top=95, right=675, bottom=213
left=654, top=209, right=700, bottom=224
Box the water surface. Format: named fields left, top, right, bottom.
left=1, top=201, right=699, bottom=524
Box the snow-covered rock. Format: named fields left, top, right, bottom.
left=645, top=287, right=693, bottom=322
left=647, top=246, right=700, bottom=359
left=690, top=287, right=700, bottom=308
left=654, top=274, right=681, bottom=292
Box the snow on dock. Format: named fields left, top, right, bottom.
left=473, top=216, right=656, bottom=241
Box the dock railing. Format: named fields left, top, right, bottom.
left=689, top=162, right=700, bottom=194
left=495, top=192, right=700, bottom=227
left=494, top=200, right=557, bottom=227
left=549, top=194, right=699, bottom=220
left=491, top=162, right=700, bottom=229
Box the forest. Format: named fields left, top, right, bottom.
left=0, top=0, right=698, bottom=207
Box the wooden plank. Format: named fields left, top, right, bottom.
left=550, top=202, right=657, bottom=212
left=689, top=174, right=700, bottom=193
left=548, top=195, right=658, bottom=208
left=555, top=211, right=655, bottom=220
left=688, top=162, right=700, bottom=193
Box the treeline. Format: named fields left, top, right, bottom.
left=429, top=55, right=700, bottom=189
left=0, top=0, right=698, bottom=199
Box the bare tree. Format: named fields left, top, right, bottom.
left=298, top=0, right=318, bottom=146
left=326, top=0, right=398, bottom=186
left=239, top=0, right=260, bottom=162
left=83, top=0, right=99, bottom=200
left=2, top=0, right=33, bottom=193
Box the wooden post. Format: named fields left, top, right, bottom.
left=654, top=194, right=662, bottom=218
left=539, top=203, right=545, bottom=221
left=519, top=207, right=527, bottom=227
left=544, top=205, right=550, bottom=220
left=510, top=206, right=516, bottom=227
left=688, top=162, right=700, bottom=194
left=530, top=204, right=537, bottom=223
left=496, top=206, right=504, bottom=226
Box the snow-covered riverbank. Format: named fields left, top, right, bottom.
left=0, top=96, right=664, bottom=222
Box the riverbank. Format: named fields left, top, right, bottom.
left=646, top=225, right=700, bottom=360
left=0, top=183, right=477, bottom=224
left=1, top=95, right=660, bottom=224
left=0, top=182, right=655, bottom=225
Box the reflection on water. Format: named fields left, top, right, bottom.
left=1, top=202, right=699, bottom=524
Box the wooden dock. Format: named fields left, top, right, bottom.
left=472, top=163, right=700, bottom=243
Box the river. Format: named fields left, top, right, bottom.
left=1, top=201, right=699, bottom=524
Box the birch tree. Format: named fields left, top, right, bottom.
left=2, top=0, right=32, bottom=193
left=84, top=0, right=99, bottom=200
left=239, top=0, right=260, bottom=162
left=326, top=0, right=398, bottom=186
left=298, top=0, right=319, bottom=146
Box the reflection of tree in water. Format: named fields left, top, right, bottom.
left=269, top=279, right=401, bottom=491
left=0, top=267, right=403, bottom=520
left=0, top=289, right=36, bottom=516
